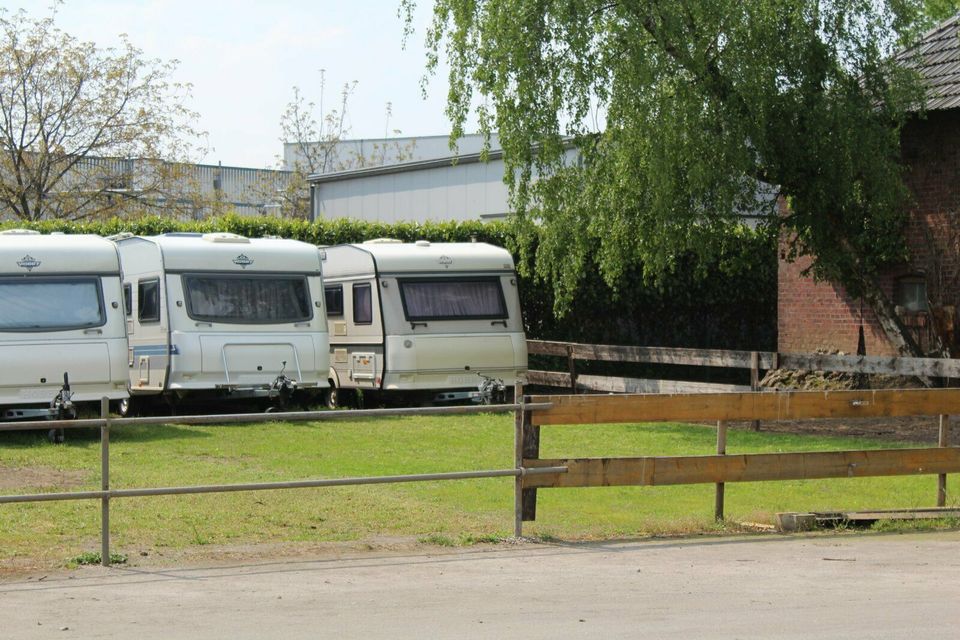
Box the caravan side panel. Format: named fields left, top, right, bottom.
left=114, top=234, right=331, bottom=401
left=377, top=272, right=527, bottom=390
left=0, top=235, right=128, bottom=407
left=322, top=242, right=528, bottom=395
left=165, top=272, right=329, bottom=390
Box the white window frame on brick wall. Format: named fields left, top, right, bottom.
left=895, top=275, right=928, bottom=313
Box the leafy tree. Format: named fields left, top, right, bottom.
left=0, top=5, right=202, bottom=221
left=282, top=72, right=358, bottom=177
left=263, top=72, right=416, bottom=219
left=407, top=0, right=954, bottom=356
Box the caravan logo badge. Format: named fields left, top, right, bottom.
left=232, top=254, right=254, bottom=269
left=16, top=255, right=41, bottom=271
left=438, top=255, right=453, bottom=268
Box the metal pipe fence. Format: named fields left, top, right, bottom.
left=0, top=401, right=555, bottom=432
left=0, top=393, right=561, bottom=567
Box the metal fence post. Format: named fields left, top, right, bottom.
left=939, top=414, right=949, bottom=507
left=715, top=420, right=727, bottom=521
left=100, top=397, right=111, bottom=567
left=750, top=352, right=761, bottom=431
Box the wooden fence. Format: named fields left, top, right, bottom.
left=526, top=340, right=960, bottom=394
left=4, top=387, right=958, bottom=556
left=514, top=387, right=958, bottom=533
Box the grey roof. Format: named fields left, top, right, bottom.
left=307, top=148, right=505, bottom=184
left=897, top=14, right=960, bottom=110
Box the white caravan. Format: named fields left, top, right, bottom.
left=110, top=232, right=330, bottom=413
left=320, top=239, right=527, bottom=405
left=0, top=231, right=128, bottom=428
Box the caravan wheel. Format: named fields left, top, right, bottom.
left=118, top=397, right=134, bottom=418
left=324, top=385, right=340, bottom=410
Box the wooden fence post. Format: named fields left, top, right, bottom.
left=567, top=346, right=578, bottom=394
left=715, top=420, right=727, bottom=521
left=520, top=401, right=541, bottom=523
left=938, top=414, right=949, bottom=507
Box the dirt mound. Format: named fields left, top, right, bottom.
left=0, top=466, right=89, bottom=491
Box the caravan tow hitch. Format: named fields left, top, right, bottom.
left=47, top=372, right=76, bottom=443
left=266, top=361, right=298, bottom=411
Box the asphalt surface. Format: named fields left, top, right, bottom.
left=2, top=531, right=959, bottom=639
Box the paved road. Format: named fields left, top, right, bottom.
left=2, top=531, right=959, bottom=639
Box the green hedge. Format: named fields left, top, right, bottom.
left=0, top=215, right=776, bottom=351
left=0, top=215, right=509, bottom=247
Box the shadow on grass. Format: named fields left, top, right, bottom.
left=0, top=423, right=213, bottom=447
left=110, top=424, right=215, bottom=443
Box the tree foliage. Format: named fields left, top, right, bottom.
left=408, top=1, right=936, bottom=334
left=0, top=5, right=201, bottom=221
left=282, top=73, right=358, bottom=177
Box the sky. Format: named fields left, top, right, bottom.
left=13, top=0, right=461, bottom=168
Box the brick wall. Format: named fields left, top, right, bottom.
left=778, top=253, right=897, bottom=355
left=778, top=108, right=960, bottom=356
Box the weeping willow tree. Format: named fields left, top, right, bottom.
left=407, top=0, right=959, bottom=355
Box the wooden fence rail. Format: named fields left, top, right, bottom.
left=515, top=388, right=957, bottom=534
left=527, top=340, right=775, bottom=368
left=526, top=340, right=960, bottom=395
left=530, top=388, right=960, bottom=425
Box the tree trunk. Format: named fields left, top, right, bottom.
left=861, top=274, right=922, bottom=357
left=861, top=274, right=937, bottom=387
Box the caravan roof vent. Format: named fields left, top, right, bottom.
left=363, top=238, right=402, bottom=245
left=202, top=232, right=250, bottom=244
left=415, top=240, right=431, bottom=247
left=0, top=229, right=40, bottom=236
left=106, top=232, right=134, bottom=241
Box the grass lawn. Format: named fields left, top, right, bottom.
left=1, top=413, right=957, bottom=566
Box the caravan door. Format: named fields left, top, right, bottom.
left=127, top=275, right=169, bottom=393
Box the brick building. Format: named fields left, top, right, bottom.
left=779, top=16, right=960, bottom=356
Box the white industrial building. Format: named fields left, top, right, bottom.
left=0, top=156, right=292, bottom=221
left=307, top=143, right=512, bottom=223
left=299, top=134, right=585, bottom=224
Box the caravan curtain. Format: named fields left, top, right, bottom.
left=399, top=278, right=507, bottom=320
left=183, top=275, right=311, bottom=323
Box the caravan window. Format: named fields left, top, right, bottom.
left=182, top=274, right=312, bottom=324
left=325, top=285, right=343, bottom=316
left=399, top=278, right=507, bottom=321
left=353, top=283, right=373, bottom=324
left=138, top=278, right=160, bottom=322
left=123, top=283, right=132, bottom=317
left=0, top=277, right=104, bottom=331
